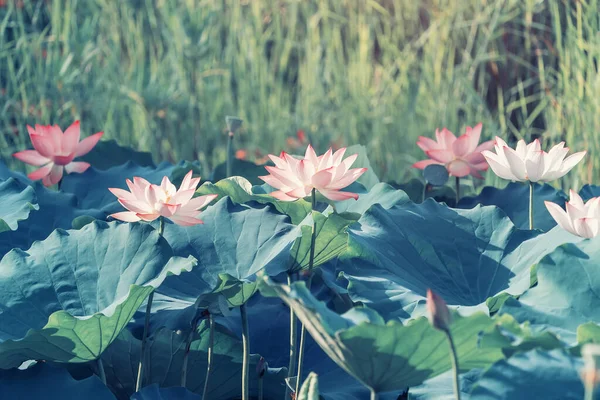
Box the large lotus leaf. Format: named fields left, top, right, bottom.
left=60, top=161, right=178, bottom=212
left=215, top=275, right=389, bottom=400
left=0, top=221, right=196, bottom=368
left=101, top=322, right=286, bottom=400
left=130, top=384, right=201, bottom=400
left=0, top=183, right=105, bottom=258
left=211, top=158, right=269, bottom=186
left=158, top=198, right=299, bottom=306
left=338, top=201, right=576, bottom=320
left=344, top=144, right=379, bottom=190
left=0, top=362, right=116, bottom=399
left=469, top=349, right=588, bottom=399
left=457, top=182, right=567, bottom=231
left=500, top=238, right=600, bottom=343
left=333, top=182, right=410, bottom=215
left=216, top=274, right=387, bottom=400
left=261, top=279, right=502, bottom=394
left=79, top=139, right=155, bottom=170
left=478, top=314, right=564, bottom=357
left=407, top=369, right=482, bottom=400
left=0, top=178, right=38, bottom=232
left=579, top=184, right=600, bottom=201
left=289, top=211, right=354, bottom=272
left=196, top=177, right=311, bottom=224
left=391, top=179, right=458, bottom=206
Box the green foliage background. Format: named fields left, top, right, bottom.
left=0, top=0, right=598, bottom=188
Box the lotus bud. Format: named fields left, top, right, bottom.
left=427, top=289, right=451, bottom=332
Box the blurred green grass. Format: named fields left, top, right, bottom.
left=0, top=0, right=598, bottom=189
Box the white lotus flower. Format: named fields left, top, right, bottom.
left=545, top=190, right=600, bottom=238
left=482, top=137, right=586, bottom=183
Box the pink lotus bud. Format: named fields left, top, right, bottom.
left=427, top=289, right=451, bottom=332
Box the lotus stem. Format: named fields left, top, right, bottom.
left=585, top=380, right=595, bottom=400
left=201, top=313, right=215, bottom=399
left=455, top=176, right=460, bottom=205
left=370, top=389, right=379, bottom=400
left=96, top=358, right=107, bottom=385
left=285, top=273, right=298, bottom=400
left=529, top=181, right=534, bottom=230
left=295, top=188, right=317, bottom=395
left=181, top=309, right=203, bottom=387
left=159, top=216, right=165, bottom=236
left=135, top=290, right=154, bottom=392
left=241, top=303, right=250, bottom=400
left=226, top=131, right=234, bottom=178
left=444, top=329, right=461, bottom=400
left=258, top=375, right=264, bottom=400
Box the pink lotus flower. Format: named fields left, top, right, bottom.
left=482, top=138, right=586, bottom=183
left=413, top=123, right=494, bottom=178
left=12, top=121, right=103, bottom=186
left=109, top=171, right=217, bottom=226
left=426, top=289, right=451, bottom=332
left=545, top=190, right=600, bottom=238
left=259, top=145, right=367, bottom=201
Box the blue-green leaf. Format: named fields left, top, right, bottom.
left=0, top=178, right=38, bottom=232
left=260, top=279, right=502, bottom=393
left=131, top=384, right=201, bottom=400
left=79, top=139, right=155, bottom=170
left=470, top=350, right=586, bottom=399
left=338, top=201, right=575, bottom=320
left=457, top=182, right=567, bottom=231
left=61, top=161, right=179, bottom=212
left=101, top=322, right=286, bottom=400
left=0, top=221, right=196, bottom=368
left=500, top=238, right=600, bottom=343
left=0, top=363, right=116, bottom=399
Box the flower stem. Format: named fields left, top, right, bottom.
left=455, top=176, right=460, bottom=205
left=370, top=389, right=379, bottom=400
left=181, top=309, right=203, bottom=387
left=135, top=291, right=154, bottom=392
left=201, top=313, right=215, bottom=399
left=96, top=358, right=106, bottom=385
left=529, top=181, right=534, bottom=230
left=295, top=188, right=317, bottom=395
left=285, top=273, right=297, bottom=400
left=258, top=375, right=264, bottom=400
left=444, top=329, right=461, bottom=400
left=135, top=216, right=164, bottom=391
left=241, top=303, right=250, bottom=400
left=226, top=131, right=234, bottom=178
left=584, top=379, right=595, bottom=400
left=159, top=216, right=165, bottom=236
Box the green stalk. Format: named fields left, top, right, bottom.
left=241, top=303, right=250, bottom=400
left=135, top=217, right=164, bottom=392
left=444, top=330, right=461, bottom=400
left=295, top=188, right=317, bottom=395
left=226, top=131, right=234, bottom=178
left=370, top=389, right=379, bottom=400
left=529, top=181, right=534, bottom=230
left=201, top=313, right=215, bottom=399
left=258, top=375, right=264, bottom=400
left=96, top=358, right=107, bottom=385
left=584, top=378, right=595, bottom=400
left=455, top=176, right=460, bottom=205
left=181, top=309, right=203, bottom=387
left=285, top=273, right=297, bottom=400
